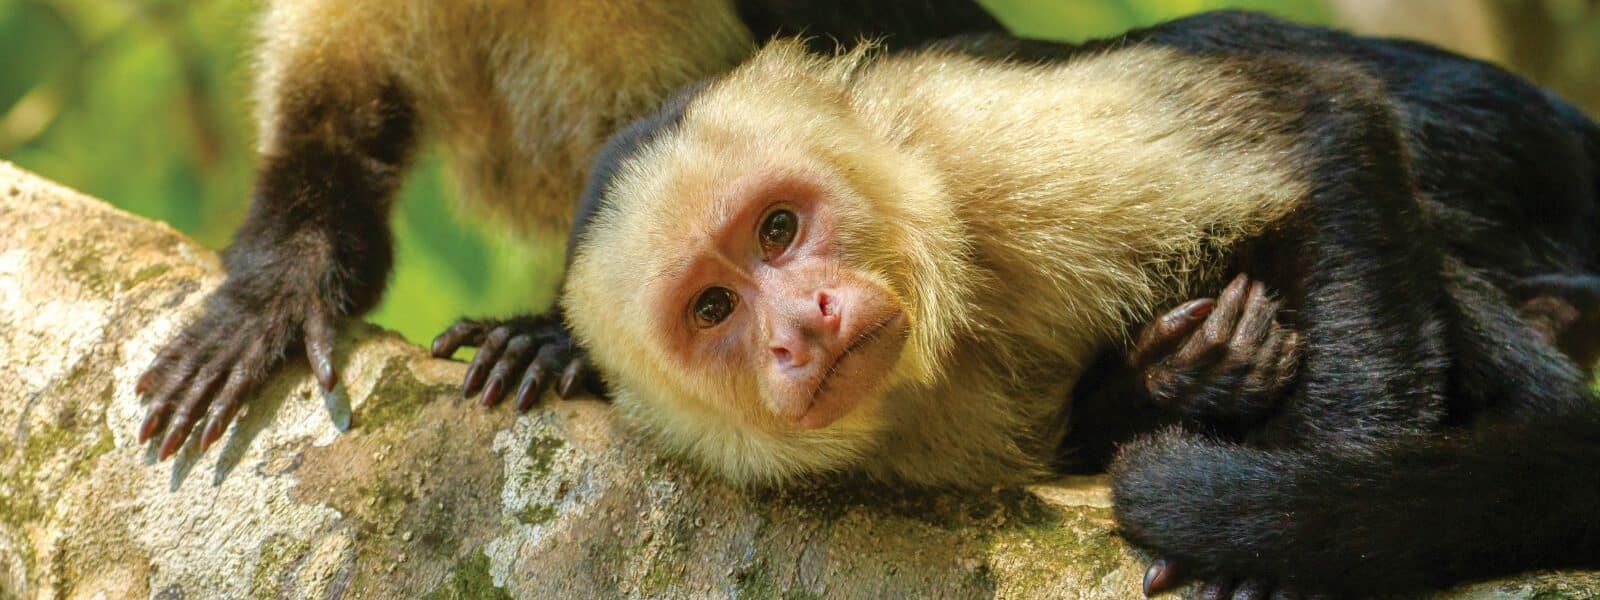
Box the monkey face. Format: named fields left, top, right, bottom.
left=564, top=51, right=972, bottom=484
left=564, top=146, right=932, bottom=484
left=673, top=170, right=912, bottom=430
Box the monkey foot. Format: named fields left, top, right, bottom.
left=430, top=310, right=604, bottom=411
left=1130, top=273, right=1300, bottom=427
left=1143, top=559, right=1327, bottom=600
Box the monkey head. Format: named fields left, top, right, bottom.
left=563, top=44, right=973, bottom=486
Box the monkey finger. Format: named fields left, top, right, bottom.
left=520, top=345, right=569, bottom=411
left=200, top=340, right=267, bottom=450
left=1244, top=328, right=1301, bottom=396
left=1275, top=331, right=1301, bottom=377
left=462, top=327, right=513, bottom=397
left=1175, top=274, right=1252, bottom=365
left=136, top=368, right=158, bottom=396
left=158, top=358, right=232, bottom=460
left=557, top=356, right=588, bottom=399
left=1131, top=299, right=1215, bottom=367
left=304, top=304, right=338, bottom=391
left=481, top=335, right=536, bottom=406
left=139, top=400, right=175, bottom=444
left=151, top=351, right=205, bottom=409
left=140, top=351, right=207, bottom=443
left=1142, top=558, right=1187, bottom=596
left=138, top=340, right=189, bottom=395
left=136, top=360, right=167, bottom=396
left=1226, top=282, right=1277, bottom=355
left=200, top=368, right=251, bottom=451
left=431, top=319, right=489, bottom=359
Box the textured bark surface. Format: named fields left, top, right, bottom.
left=0, top=160, right=1595, bottom=599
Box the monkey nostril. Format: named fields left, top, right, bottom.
left=772, top=346, right=794, bottom=365
left=818, top=292, right=838, bottom=317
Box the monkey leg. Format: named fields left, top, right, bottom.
left=431, top=309, right=604, bottom=411
left=1131, top=273, right=1301, bottom=430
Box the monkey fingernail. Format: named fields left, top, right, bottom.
left=157, top=424, right=190, bottom=461
left=312, top=356, right=337, bottom=391
left=1143, top=559, right=1182, bottom=597
left=515, top=373, right=541, bottom=412
left=481, top=378, right=505, bottom=407
left=200, top=419, right=224, bottom=451
left=138, top=409, right=166, bottom=444
left=462, top=364, right=486, bottom=397
left=137, top=370, right=158, bottom=395
left=558, top=363, right=583, bottom=399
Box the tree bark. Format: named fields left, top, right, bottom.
left=0, top=161, right=1595, bottom=598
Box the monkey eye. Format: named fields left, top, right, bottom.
left=758, top=208, right=799, bottom=259
left=691, top=286, right=738, bottom=328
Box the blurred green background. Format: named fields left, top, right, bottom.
left=1, top=0, right=1596, bottom=346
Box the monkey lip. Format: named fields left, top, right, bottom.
left=792, top=310, right=908, bottom=430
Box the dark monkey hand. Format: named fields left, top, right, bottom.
left=1129, top=273, right=1300, bottom=429
left=431, top=308, right=604, bottom=411
left=137, top=274, right=341, bottom=460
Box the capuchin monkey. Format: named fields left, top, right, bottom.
left=134, top=1, right=1010, bottom=459
left=542, top=12, right=1600, bottom=597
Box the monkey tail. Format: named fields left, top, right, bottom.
left=1110, top=413, right=1600, bottom=595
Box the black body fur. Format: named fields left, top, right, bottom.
left=1064, top=12, right=1600, bottom=595
left=734, top=0, right=1003, bottom=51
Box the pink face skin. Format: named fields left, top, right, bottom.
left=658, top=172, right=908, bottom=430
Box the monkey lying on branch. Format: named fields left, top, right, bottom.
left=508, top=12, right=1598, bottom=597
left=134, top=4, right=1599, bottom=597
left=135, top=0, right=1009, bottom=459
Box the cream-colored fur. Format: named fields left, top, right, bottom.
left=565, top=40, right=1312, bottom=488
left=255, top=0, right=753, bottom=234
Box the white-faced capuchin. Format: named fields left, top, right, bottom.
left=134, top=1, right=1013, bottom=459
left=533, top=12, right=1600, bottom=598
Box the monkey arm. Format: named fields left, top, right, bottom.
left=138, top=69, right=417, bottom=460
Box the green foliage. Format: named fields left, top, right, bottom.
left=0, top=0, right=1397, bottom=346
left=978, top=0, right=1329, bottom=40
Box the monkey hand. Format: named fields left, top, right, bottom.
left=430, top=309, right=604, bottom=411
left=1128, top=273, right=1300, bottom=428
left=137, top=278, right=341, bottom=460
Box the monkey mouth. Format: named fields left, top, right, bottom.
left=795, top=310, right=908, bottom=429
